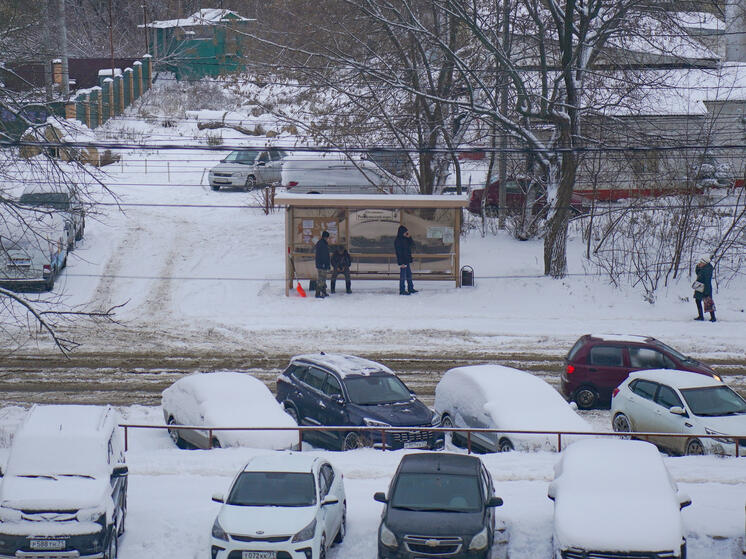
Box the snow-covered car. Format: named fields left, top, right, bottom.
left=161, top=372, right=298, bottom=450
left=611, top=369, right=746, bottom=456
left=208, top=147, right=288, bottom=190
left=19, top=184, right=86, bottom=250
left=0, top=405, right=128, bottom=559
left=547, top=439, right=690, bottom=559
left=282, top=154, right=399, bottom=194
left=210, top=453, right=346, bottom=559
left=434, top=364, right=592, bottom=452
left=0, top=207, right=69, bottom=291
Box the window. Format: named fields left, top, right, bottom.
left=589, top=346, right=624, bottom=367
left=655, top=385, right=683, bottom=409
left=323, top=375, right=343, bottom=398
left=629, top=347, right=674, bottom=369
left=290, top=365, right=307, bottom=383
left=630, top=379, right=658, bottom=400
left=258, top=151, right=269, bottom=163
left=304, top=367, right=327, bottom=391
left=320, top=464, right=334, bottom=498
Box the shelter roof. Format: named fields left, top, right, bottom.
left=275, top=193, right=469, bottom=208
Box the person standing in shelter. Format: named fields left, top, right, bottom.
left=314, top=231, right=331, bottom=299
left=394, top=225, right=417, bottom=295
left=693, top=255, right=716, bottom=322
left=330, top=245, right=352, bottom=294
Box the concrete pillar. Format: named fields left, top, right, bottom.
left=133, top=61, right=143, bottom=99
left=114, top=74, right=124, bottom=114
left=143, top=54, right=153, bottom=89
left=124, top=68, right=134, bottom=107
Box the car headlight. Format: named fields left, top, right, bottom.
left=0, top=506, right=22, bottom=522
left=75, top=507, right=105, bottom=523
left=379, top=522, right=398, bottom=548
left=468, top=526, right=489, bottom=551
left=431, top=413, right=440, bottom=426
left=705, top=428, right=733, bottom=444
left=211, top=517, right=229, bottom=541
left=291, top=518, right=316, bottom=543
left=363, top=418, right=390, bottom=428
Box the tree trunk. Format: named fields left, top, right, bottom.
left=544, top=139, right=577, bottom=277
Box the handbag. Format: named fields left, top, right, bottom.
left=691, top=281, right=705, bottom=293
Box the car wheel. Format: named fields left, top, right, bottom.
left=685, top=438, right=706, bottom=456
left=319, top=535, right=327, bottom=559
left=117, top=500, right=126, bottom=536
left=245, top=175, right=257, bottom=190
left=333, top=503, right=346, bottom=544
left=441, top=414, right=457, bottom=447
left=574, top=386, right=598, bottom=410
left=342, top=431, right=370, bottom=451
left=284, top=403, right=300, bottom=424
left=211, top=438, right=221, bottom=449
left=104, top=532, right=117, bottom=559
left=498, top=438, right=514, bottom=452
left=612, top=413, right=632, bottom=439
left=167, top=417, right=187, bottom=449
left=210, top=184, right=220, bottom=191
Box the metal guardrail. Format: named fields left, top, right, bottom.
left=119, top=423, right=744, bottom=456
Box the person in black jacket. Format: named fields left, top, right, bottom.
left=394, top=225, right=417, bottom=295
left=694, top=255, right=716, bottom=322
left=330, top=245, right=352, bottom=294
left=314, top=231, right=331, bottom=298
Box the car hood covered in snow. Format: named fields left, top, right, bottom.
left=218, top=504, right=317, bottom=537
left=0, top=475, right=110, bottom=511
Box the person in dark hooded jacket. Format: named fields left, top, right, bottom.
left=694, top=255, right=716, bottom=322
left=394, top=225, right=417, bottom=295
left=314, top=231, right=331, bottom=298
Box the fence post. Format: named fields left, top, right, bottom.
left=557, top=433, right=562, bottom=452
left=142, top=54, right=153, bottom=89
left=124, top=425, right=128, bottom=451
left=381, top=430, right=386, bottom=451
left=133, top=61, right=142, bottom=99
left=467, top=431, right=472, bottom=454
left=124, top=68, right=133, bottom=108
left=209, top=429, right=213, bottom=449
left=298, top=429, right=303, bottom=451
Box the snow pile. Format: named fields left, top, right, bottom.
left=161, top=372, right=297, bottom=449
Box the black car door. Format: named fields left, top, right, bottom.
left=298, top=367, right=333, bottom=440
left=320, top=373, right=348, bottom=444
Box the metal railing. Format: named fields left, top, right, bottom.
left=119, top=423, right=744, bottom=456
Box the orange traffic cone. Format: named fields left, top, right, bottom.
left=296, top=283, right=307, bottom=297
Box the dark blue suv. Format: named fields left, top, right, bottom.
left=276, top=353, right=442, bottom=451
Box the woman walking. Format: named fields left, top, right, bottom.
left=693, top=256, right=716, bottom=322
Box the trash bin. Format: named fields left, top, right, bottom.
left=461, top=265, right=474, bottom=287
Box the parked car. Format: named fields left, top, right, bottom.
left=374, top=452, right=507, bottom=559
left=276, top=353, right=441, bottom=451
left=435, top=364, right=592, bottom=452
left=611, top=369, right=746, bottom=456
left=18, top=184, right=85, bottom=249
left=0, top=207, right=69, bottom=291
left=162, top=372, right=298, bottom=450
left=208, top=147, right=288, bottom=190
left=210, top=453, right=346, bottom=559
left=562, top=333, right=719, bottom=409
left=548, top=439, right=690, bottom=559
left=282, top=154, right=399, bottom=194
left=0, top=405, right=128, bottom=559
left=467, top=178, right=591, bottom=217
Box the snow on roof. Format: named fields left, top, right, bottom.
left=628, top=369, right=723, bottom=389
left=275, top=193, right=469, bottom=208
left=243, top=452, right=320, bottom=473
left=609, top=13, right=718, bottom=60
left=144, top=8, right=251, bottom=29
left=674, top=11, right=724, bottom=32
left=589, top=333, right=651, bottom=343
left=168, top=371, right=273, bottom=403
left=98, top=68, right=122, bottom=77
left=292, top=353, right=393, bottom=378
left=552, top=439, right=683, bottom=553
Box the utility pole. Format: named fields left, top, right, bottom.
left=498, top=0, right=510, bottom=229
left=109, top=0, right=115, bottom=79
left=58, top=0, right=70, bottom=98
left=43, top=0, right=53, bottom=101
left=142, top=4, right=149, bottom=53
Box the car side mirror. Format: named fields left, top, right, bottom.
left=374, top=492, right=388, bottom=503
left=486, top=496, right=503, bottom=508
left=547, top=481, right=557, bottom=501
left=322, top=497, right=339, bottom=506
left=669, top=406, right=687, bottom=417
left=257, top=161, right=266, bottom=166
left=111, top=465, right=128, bottom=478
left=679, top=493, right=692, bottom=509
left=0, top=466, right=3, bottom=478
left=332, top=395, right=345, bottom=406
left=212, top=493, right=225, bottom=503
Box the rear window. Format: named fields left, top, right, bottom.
left=19, top=192, right=71, bottom=210
left=567, top=338, right=586, bottom=361
left=589, top=345, right=624, bottom=367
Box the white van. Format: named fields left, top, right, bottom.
left=0, top=405, right=128, bottom=559
left=282, top=154, right=401, bottom=194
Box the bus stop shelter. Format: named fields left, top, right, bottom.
left=275, top=193, right=469, bottom=296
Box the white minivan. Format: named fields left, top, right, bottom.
left=0, top=405, right=128, bottom=559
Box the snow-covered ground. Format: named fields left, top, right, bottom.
left=0, top=404, right=744, bottom=559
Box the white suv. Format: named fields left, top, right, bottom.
left=611, top=369, right=746, bottom=456
left=210, top=453, right=346, bottom=559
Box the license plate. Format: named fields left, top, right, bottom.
left=242, top=552, right=276, bottom=559
left=404, top=440, right=428, bottom=449
left=30, top=540, right=65, bottom=550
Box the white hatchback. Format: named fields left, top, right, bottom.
left=210, top=453, right=346, bottom=559
left=611, top=369, right=746, bottom=456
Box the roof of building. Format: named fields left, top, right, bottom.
left=144, top=8, right=253, bottom=29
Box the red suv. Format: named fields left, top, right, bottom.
left=562, top=334, right=719, bottom=409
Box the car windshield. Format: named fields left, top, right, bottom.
left=390, top=473, right=482, bottom=513
left=343, top=374, right=411, bottom=405
left=227, top=472, right=316, bottom=507
left=19, top=192, right=71, bottom=210
left=680, top=386, right=746, bottom=416
left=222, top=150, right=259, bottom=164
left=651, top=340, right=687, bottom=362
